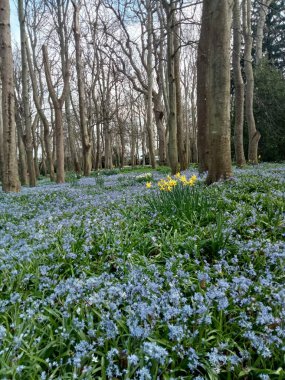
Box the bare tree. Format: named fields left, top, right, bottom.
left=42, top=45, right=70, bottom=183
left=72, top=1, right=92, bottom=175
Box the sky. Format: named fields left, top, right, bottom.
left=10, top=0, right=20, bottom=44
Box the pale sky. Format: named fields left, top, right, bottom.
left=10, top=0, right=20, bottom=44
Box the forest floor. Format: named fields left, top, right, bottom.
left=0, top=163, right=284, bottom=379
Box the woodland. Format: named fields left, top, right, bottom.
left=0, top=0, right=284, bottom=379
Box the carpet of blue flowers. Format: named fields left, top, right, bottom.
left=0, top=164, right=284, bottom=379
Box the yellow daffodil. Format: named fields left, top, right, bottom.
left=146, top=182, right=152, bottom=189
left=168, top=179, right=177, bottom=187
left=180, top=175, right=187, bottom=185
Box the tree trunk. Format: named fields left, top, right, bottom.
left=32, top=113, right=40, bottom=178
left=233, top=0, right=246, bottom=167
left=0, top=80, right=3, bottom=181
left=104, top=126, right=112, bottom=169
left=146, top=0, right=156, bottom=169
left=42, top=44, right=69, bottom=184
left=205, top=0, right=233, bottom=184
left=54, top=107, right=65, bottom=183
left=72, top=1, right=92, bottom=175
left=243, top=0, right=260, bottom=164
left=163, top=0, right=179, bottom=174
left=256, top=0, right=273, bottom=65
left=174, top=14, right=187, bottom=170
left=197, top=0, right=211, bottom=173
left=0, top=0, right=21, bottom=192
left=18, top=0, right=36, bottom=187
left=153, top=94, right=166, bottom=165
left=59, top=1, right=80, bottom=174
left=15, top=99, right=28, bottom=185
left=26, top=43, right=55, bottom=181
left=95, top=122, right=101, bottom=170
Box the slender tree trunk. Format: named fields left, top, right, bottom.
left=256, top=0, right=273, bottom=65
left=26, top=43, right=55, bottom=181
left=0, top=0, right=21, bottom=192
left=54, top=107, right=65, bottom=183
left=95, top=122, right=101, bottom=170
left=197, top=0, right=211, bottom=173
left=205, top=0, right=233, bottom=184
left=174, top=15, right=187, bottom=170
left=32, top=113, right=40, bottom=178
left=153, top=94, right=166, bottom=165
left=104, top=126, right=112, bottom=169
left=163, top=0, right=179, bottom=174
left=72, top=1, right=92, bottom=175
left=191, top=72, right=198, bottom=163
left=15, top=99, right=28, bottom=185
left=233, top=0, right=246, bottom=167
left=18, top=0, right=36, bottom=187
left=243, top=0, right=260, bottom=164
left=146, top=0, right=156, bottom=169
left=42, top=44, right=69, bottom=184
left=58, top=1, right=80, bottom=174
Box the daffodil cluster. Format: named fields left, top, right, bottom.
left=149, top=173, right=197, bottom=191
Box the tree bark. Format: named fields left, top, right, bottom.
left=146, top=0, right=156, bottom=169
left=233, top=0, right=246, bottom=167
left=0, top=78, right=3, bottom=181
left=163, top=0, right=179, bottom=174
left=18, top=0, right=36, bottom=187
left=26, top=40, right=55, bottom=181
left=256, top=0, right=273, bottom=65
left=243, top=0, right=260, bottom=164
left=197, top=0, right=211, bottom=173
left=42, top=44, right=69, bottom=184
left=72, top=1, right=92, bottom=175
left=174, top=14, right=187, bottom=170
left=57, top=0, right=80, bottom=174
left=205, top=0, right=233, bottom=184
left=0, top=0, right=21, bottom=192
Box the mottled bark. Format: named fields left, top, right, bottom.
left=0, top=0, right=21, bottom=192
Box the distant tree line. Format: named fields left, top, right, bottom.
left=0, top=0, right=284, bottom=192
